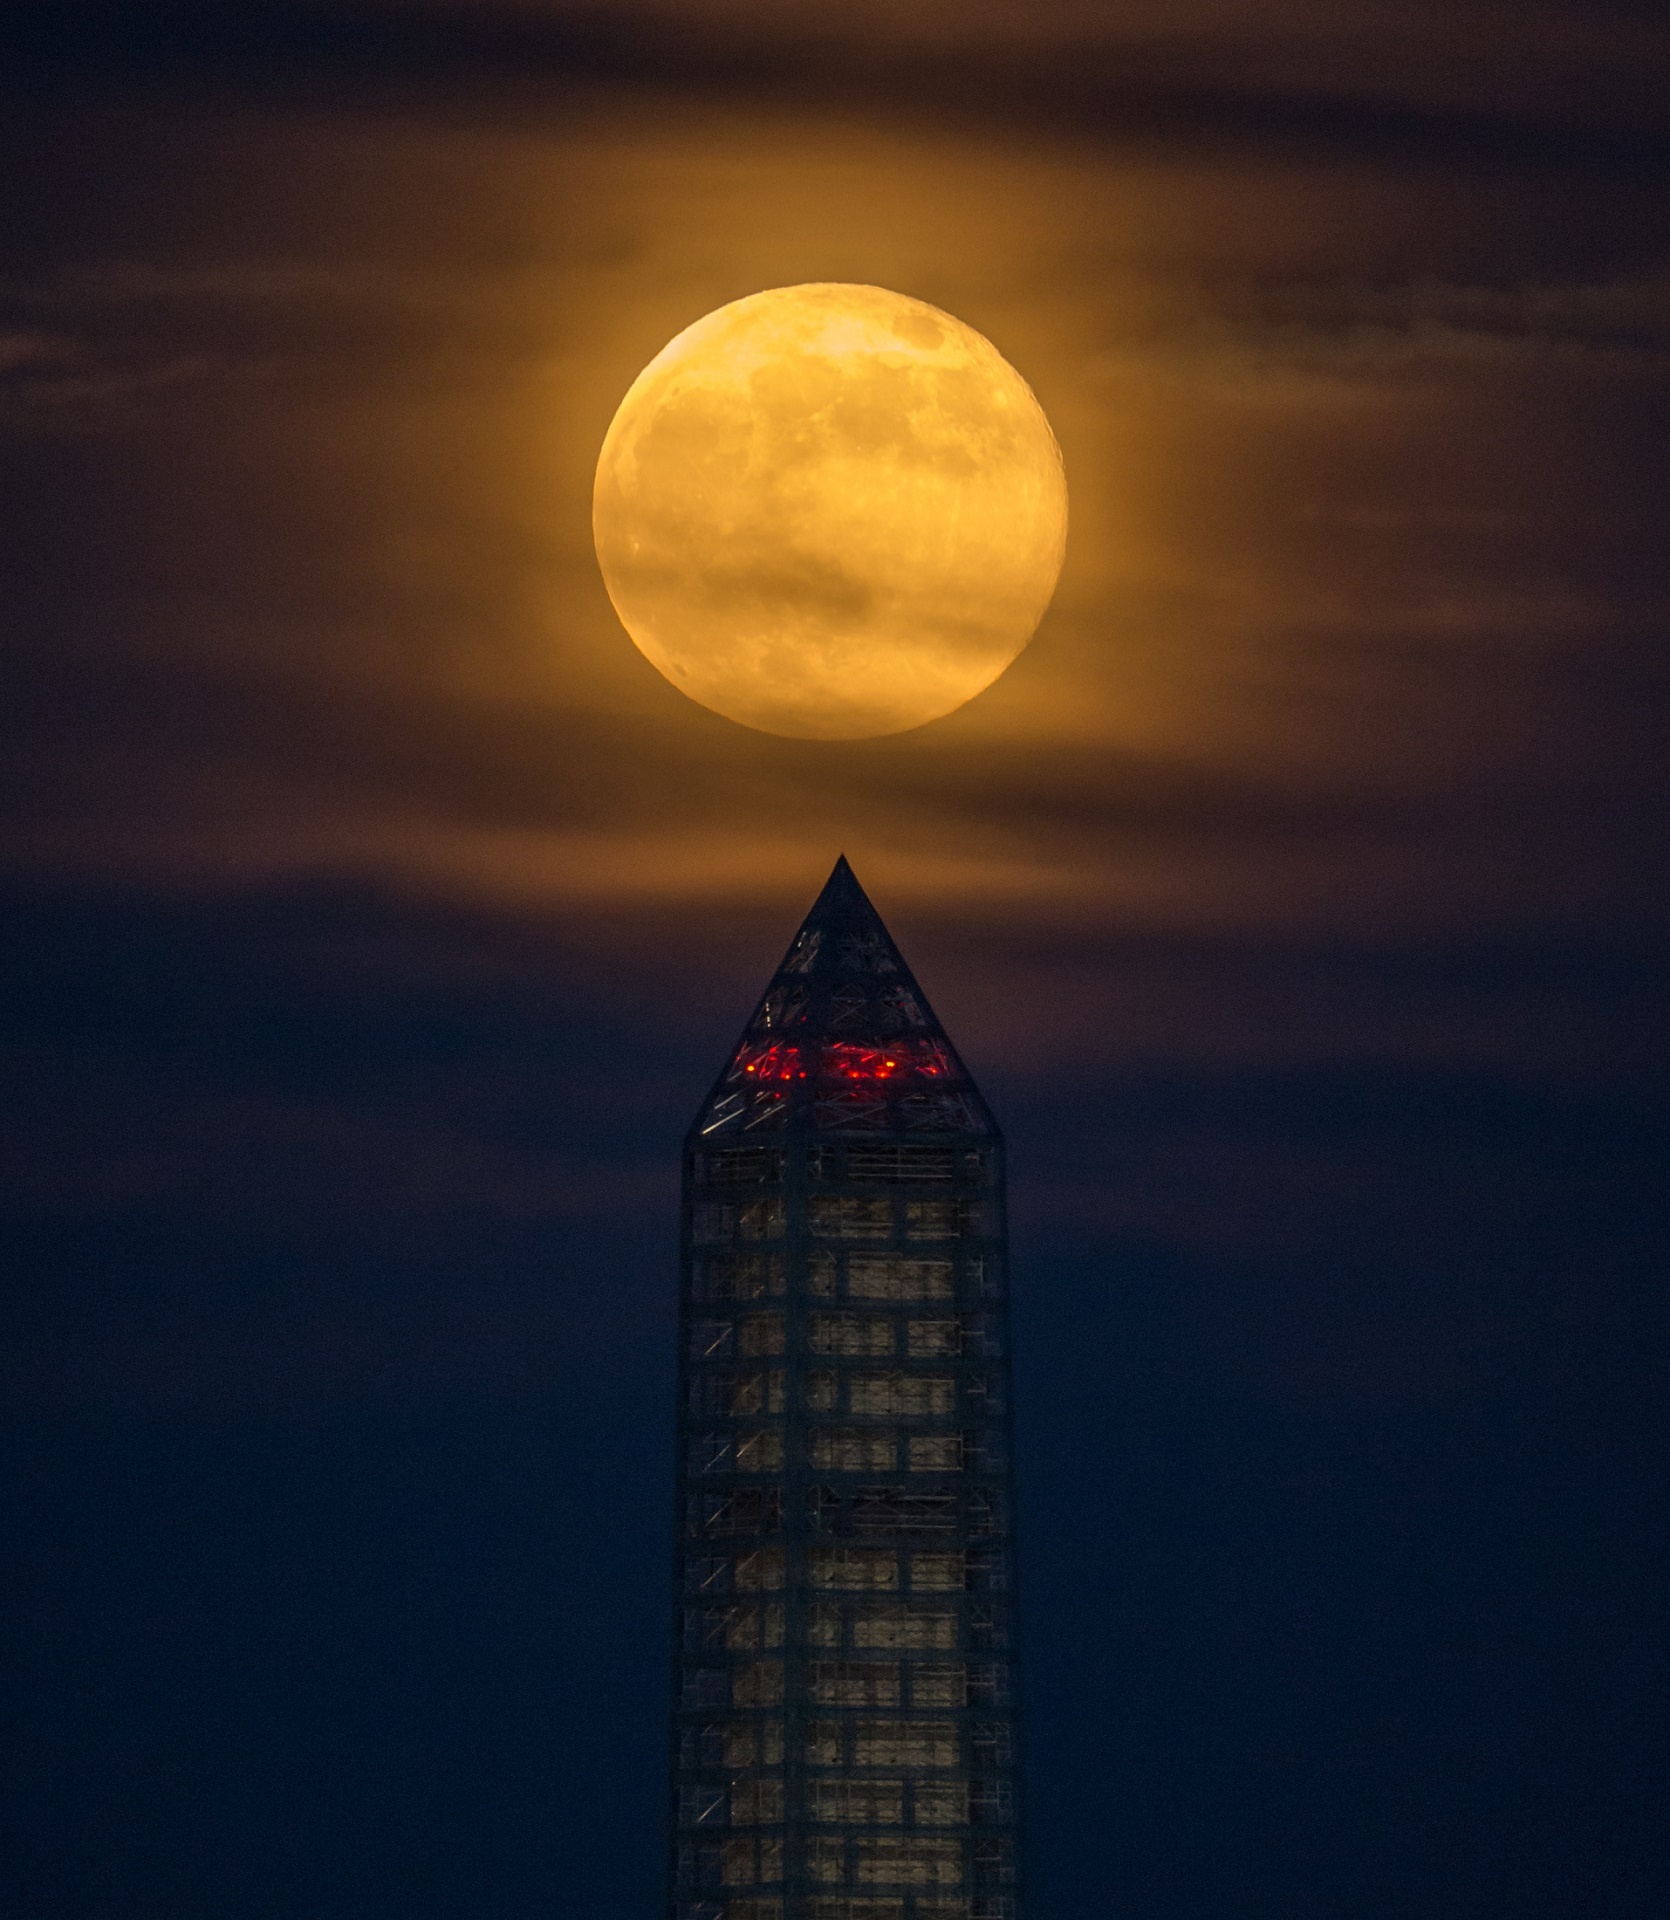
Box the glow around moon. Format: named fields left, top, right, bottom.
left=593, top=283, right=1067, bottom=739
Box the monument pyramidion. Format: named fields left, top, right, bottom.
left=671, top=857, right=1022, bottom=1920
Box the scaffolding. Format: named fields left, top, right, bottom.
left=671, top=859, right=1023, bottom=1920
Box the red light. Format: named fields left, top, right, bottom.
left=738, top=1043, right=805, bottom=1082
left=732, top=1037, right=958, bottom=1087
left=820, top=1041, right=952, bottom=1082
left=823, top=1044, right=898, bottom=1080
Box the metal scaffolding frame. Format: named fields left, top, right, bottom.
left=671, top=858, right=1023, bottom=1920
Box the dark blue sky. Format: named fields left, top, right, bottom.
left=4, top=880, right=1663, bottom=1918
left=2, top=7, right=1668, bottom=1917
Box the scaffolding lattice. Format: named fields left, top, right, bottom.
left=671, top=859, right=1023, bottom=1920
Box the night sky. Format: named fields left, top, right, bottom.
left=3, top=6, right=1668, bottom=1918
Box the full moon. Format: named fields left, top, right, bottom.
left=593, top=283, right=1068, bottom=739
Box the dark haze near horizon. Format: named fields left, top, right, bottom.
left=2, top=5, right=1667, bottom=1917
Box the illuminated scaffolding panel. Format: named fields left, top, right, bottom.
left=672, top=857, right=1022, bottom=1920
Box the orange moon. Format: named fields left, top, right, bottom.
left=593, top=283, right=1068, bottom=739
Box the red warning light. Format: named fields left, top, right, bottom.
left=731, top=1037, right=957, bottom=1087
left=820, top=1041, right=953, bottom=1082
left=823, top=1043, right=900, bottom=1080
left=737, top=1043, right=806, bottom=1082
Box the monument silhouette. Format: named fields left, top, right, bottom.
left=671, top=857, right=1021, bottom=1920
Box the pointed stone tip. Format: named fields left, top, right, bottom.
left=689, top=846, right=998, bottom=1141
left=814, top=852, right=866, bottom=911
